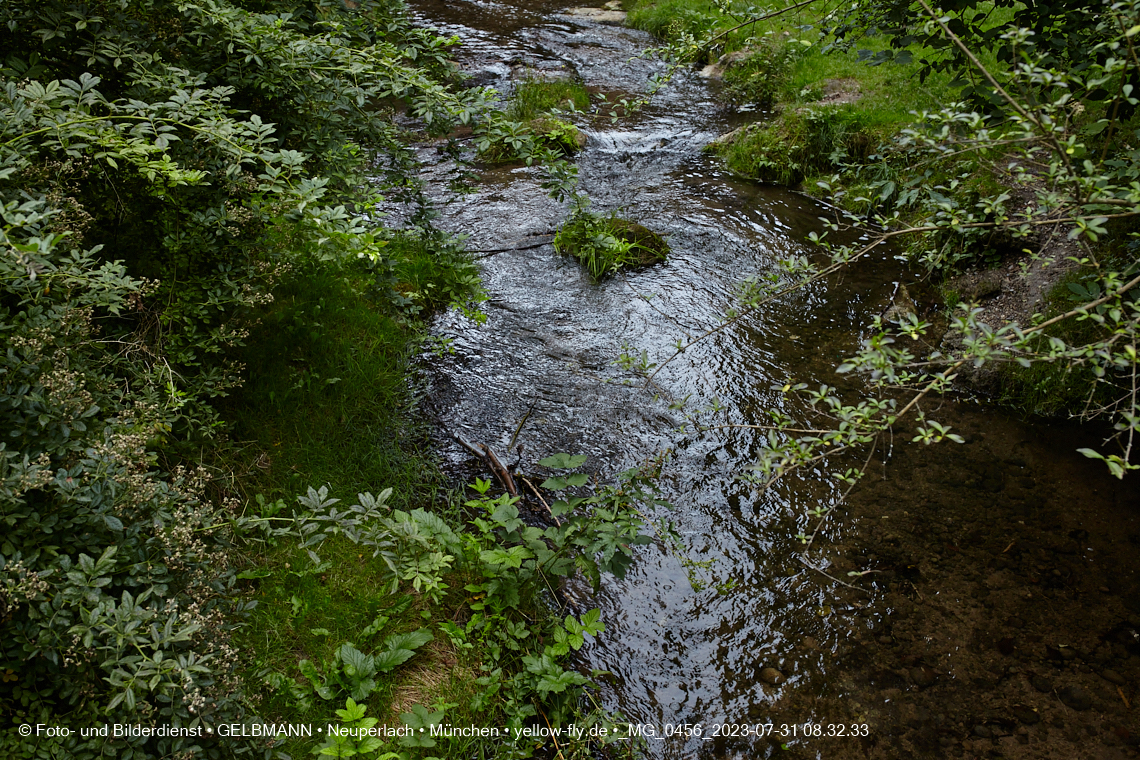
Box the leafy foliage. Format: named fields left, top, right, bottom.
left=0, top=0, right=496, bottom=755
left=252, top=459, right=663, bottom=751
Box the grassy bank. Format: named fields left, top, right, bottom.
left=217, top=234, right=653, bottom=758
left=625, top=0, right=1002, bottom=221
left=218, top=236, right=474, bottom=755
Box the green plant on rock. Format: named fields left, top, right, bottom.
left=554, top=210, right=669, bottom=280
left=530, top=118, right=586, bottom=154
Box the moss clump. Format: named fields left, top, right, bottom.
left=710, top=107, right=874, bottom=186
left=554, top=212, right=669, bottom=280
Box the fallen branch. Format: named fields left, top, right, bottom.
left=480, top=443, right=519, bottom=497
left=520, top=475, right=561, bottom=526
left=471, top=234, right=556, bottom=258
left=797, top=555, right=873, bottom=595
left=454, top=432, right=486, bottom=460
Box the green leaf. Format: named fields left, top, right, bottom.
left=489, top=500, right=524, bottom=533
left=373, top=648, right=418, bottom=672
left=336, top=697, right=367, bottom=722
left=337, top=644, right=376, bottom=679
left=537, top=669, right=589, bottom=695
left=479, top=545, right=534, bottom=569
left=538, top=453, right=588, bottom=469
left=382, top=629, right=433, bottom=653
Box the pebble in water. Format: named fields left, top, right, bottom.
left=1058, top=685, right=1092, bottom=711
left=760, top=667, right=785, bottom=686
left=910, top=666, right=937, bottom=688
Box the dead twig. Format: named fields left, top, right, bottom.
left=520, top=475, right=561, bottom=526
left=470, top=234, right=555, bottom=258
left=797, top=555, right=873, bottom=595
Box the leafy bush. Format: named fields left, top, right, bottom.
left=249, top=458, right=665, bottom=749
left=0, top=0, right=491, bottom=754
left=722, top=41, right=799, bottom=108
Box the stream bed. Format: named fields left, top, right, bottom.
left=401, top=2, right=1140, bottom=757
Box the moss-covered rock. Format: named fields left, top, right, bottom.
left=708, top=107, right=873, bottom=186
left=530, top=117, right=587, bottom=153
left=554, top=213, right=668, bottom=280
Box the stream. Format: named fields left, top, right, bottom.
left=400, top=2, right=1140, bottom=758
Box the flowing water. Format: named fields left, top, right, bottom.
left=401, top=3, right=1140, bottom=758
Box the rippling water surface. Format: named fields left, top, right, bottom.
left=401, top=1, right=900, bottom=755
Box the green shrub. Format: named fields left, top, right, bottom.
left=722, top=41, right=798, bottom=108
left=0, top=0, right=487, bottom=753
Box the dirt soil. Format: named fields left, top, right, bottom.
left=751, top=405, right=1140, bottom=760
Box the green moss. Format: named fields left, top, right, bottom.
left=712, top=107, right=873, bottom=186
